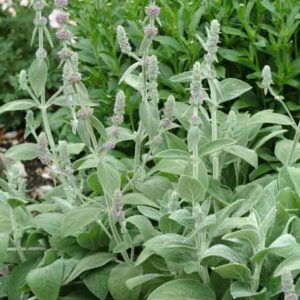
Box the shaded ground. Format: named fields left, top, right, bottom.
left=0, top=124, right=52, bottom=198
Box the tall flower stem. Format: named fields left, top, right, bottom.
left=287, top=122, right=300, bottom=166
left=10, top=207, right=26, bottom=262
left=211, top=104, right=219, bottom=180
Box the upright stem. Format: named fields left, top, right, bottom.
left=104, top=195, right=130, bottom=264
left=190, top=112, right=210, bottom=285
left=192, top=107, right=199, bottom=179
left=133, top=52, right=148, bottom=173
left=251, top=262, right=263, bottom=291
left=211, top=105, right=219, bottom=179
left=133, top=125, right=144, bottom=173
left=41, top=104, right=56, bottom=153
left=10, top=208, right=26, bottom=262
left=287, top=122, right=300, bottom=166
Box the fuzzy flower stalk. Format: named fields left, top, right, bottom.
left=152, top=95, right=176, bottom=145
left=102, top=90, right=126, bottom=151
left=281, top=269, right=297, bottom=300
left=52, top=0, right=94, bottom=136
left=261, top=65, right=299, bottom=165
left=198, top=20, right=220, bottom=78
left=261, top=65, right=284, bottom=102
left=116, top=1, right=162, bottom=175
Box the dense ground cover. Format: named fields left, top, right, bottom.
left=1, top=0, right=300, bottom=299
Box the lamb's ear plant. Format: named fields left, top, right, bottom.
left=1, top=1, right=300, bottom=300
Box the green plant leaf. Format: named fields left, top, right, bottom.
left=123, top=193, right=159, bottom=208
left=254, top=234, right=299, bottom=263
left=119, top=61, right=141, bottom=84
left=0, top=99, right=35, bottom=114
left=223, top=229, right=260, bottom=250
left=144, top=234, right=195, bottom=264
left=126, top=273, right=169, bottom=290
left=202, top=245, right=244, bottom=263
left=187, top=126, right=201, bottom=151
left=230, top=282, right=266, bottom=299
left=83, top=267, right=111, bottom=300
left=279, top=167, right=300, bottom=197
left=5, top=143, right=39, bottom=161
left=275, top=139, right=300, bottom=165
left=198, top=139, right=236, bottom=157
left=97, top=162, right=121, bottom=197
left=155, top=149, right=190, bottom=160
left=65, top=253, right=115, bottom=284
left=27, top=259, right=63, bottom=300
left=250, top=110, right=293, bottom=125
left=220, top=78, right=252, bottom=102
left=159, top=214, right=181, bottom=234
left=273, top=254, right=300, bottom=277
left=225, top=145, right=258, bottom=168
left=126, top=215, right=159, bottom=240
left=155, top=158, right=188, bottom=175
left=147, top=279, right=216, bottom=300
left=67, top=143, right=86, bottom=155
left=61, top=205, right=101, bottom=237
left=170, top=71, right=193, bottom=83
left=178, top=175, right=205, bottom=203
left=0, top=233, right=9, bottom=262
left=34, top=213, right=63, bottom=235
left=139, top=101, right=160, bottom=140
left=7, top=260, right=38, bottom=300
left=29, top=58, right=48, bottom=97
left=213, top=263, right=252, bottom=283
left=108, top=263, right=143, bottom=300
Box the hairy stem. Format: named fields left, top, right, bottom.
left=287, top=122, right=300, bottom=166
left=10, top=208, right=26, bottom=262
left=211, top=105, right=219, bottom=179
left=104, top=195, right=130, bottom=264
left=251, top=262, right=263, bottom=291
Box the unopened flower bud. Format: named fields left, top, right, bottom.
left=145, top=5, right=160, bottom=17
left=144, top=25, right=158, bottom=37
left=112, top=190, right=124, bottom=221
left=110, top=126, right=121, bottom=138
left=25, top=111, right=35, bottom=127
left=112, top=90, right=125, bottom=126
left=153, top=134, right=163, bottom=144
left=58, top=141, right=69, bottom=162
left=111, top=115, right=124, bottom=126
left=56, top=28, right=71, bottom=41
left=160, top=118, right=172, bottom=128
left=190, top=114, right=201, bottom=126
left=33, top=0, right=45, bottom=11
left=78, top=107, right=94, bottom=120
left=37, top=132, right=48, bottom=151
left=58, top=48, right=73, bottom=60
left=54, top=0, right=68, bottom=8
left=71, top=118, right=78, bottom=134
left=204, top=20, right=220, bottom=64
left=148, top=55, right=158, bottom=81
left=34, top=16, right=47, bottom=27
left=68, top=72, right=82, bottom=83
left=37, top=133, right=52, bottom=165
left=117, top=25, right=132, bottom=55
left=261, top=65, right=273, bottom=95
left=35, top=48, right=47, bottom=59
left=66, top=94, right=73, bottom=107
left=55, top=11, right=68, bottom=24
left=282, top=269, right=295, bottom=293
left=163, top=95, right=175, bottom=120
left=190, top=62, right=204, bottom=105
left=19, top=70, right=28, bottom=90
left=102, top=142, right=116, bottom=150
